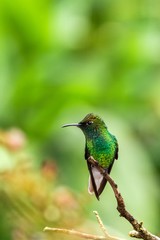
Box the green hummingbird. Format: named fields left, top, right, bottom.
left=62, top=113, right=118, bottom=200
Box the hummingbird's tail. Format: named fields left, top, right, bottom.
left=88, top=167, right=107, bottom=200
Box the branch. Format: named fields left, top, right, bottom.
left=88, top=156, right=160, bottom=240
left=44, top=211, right=123, bottom=240
left=43, top=227, right=106, bottom=239
left=93, top=211, right=120, bottom=240
left=43, top=156, right=159, bottom=240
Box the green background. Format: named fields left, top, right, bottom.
left=0, top=0, right=159, bottom=239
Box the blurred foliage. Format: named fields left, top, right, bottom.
left=0, top=0, right=160, bottom=239
left=0, top=129, right=86, bottom=240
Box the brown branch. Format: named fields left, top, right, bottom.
left=43, top=155, right=159, bottom=240
left=88, top=156, right=160, bottom=240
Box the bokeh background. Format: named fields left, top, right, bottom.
left=0, top=0, right=160, bottom=239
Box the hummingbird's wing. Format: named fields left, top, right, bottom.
left=113, top=136, right=119, bottom=160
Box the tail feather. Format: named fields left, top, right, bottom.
left=88, top=167, right=107, bottom=199
left=97, top=176, right=107, bottom=196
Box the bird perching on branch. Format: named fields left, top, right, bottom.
left=62, top=113, right=118, bottom=200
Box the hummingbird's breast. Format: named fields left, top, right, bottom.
left=86, top=134, right=116, bottom=168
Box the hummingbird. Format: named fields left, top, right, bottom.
left=62, top=113, right=118, bottom=200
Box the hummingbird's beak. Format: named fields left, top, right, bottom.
left=62, top=123, right=81, bottom=128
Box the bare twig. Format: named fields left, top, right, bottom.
left=88, top=156, right=160, bottom=240
left=43, top=226, right=106, bottom=239
left=43, top=210, right=123, bottom=240
left=93, top=211, right=120, bottom=240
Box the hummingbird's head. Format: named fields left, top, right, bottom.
left=62, top=113, right=107, bottom=137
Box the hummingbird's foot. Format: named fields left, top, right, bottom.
left=88, top=156, right=98, bottom=165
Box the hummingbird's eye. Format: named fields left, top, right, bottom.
left=87, top=121, right=93, bottom=125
